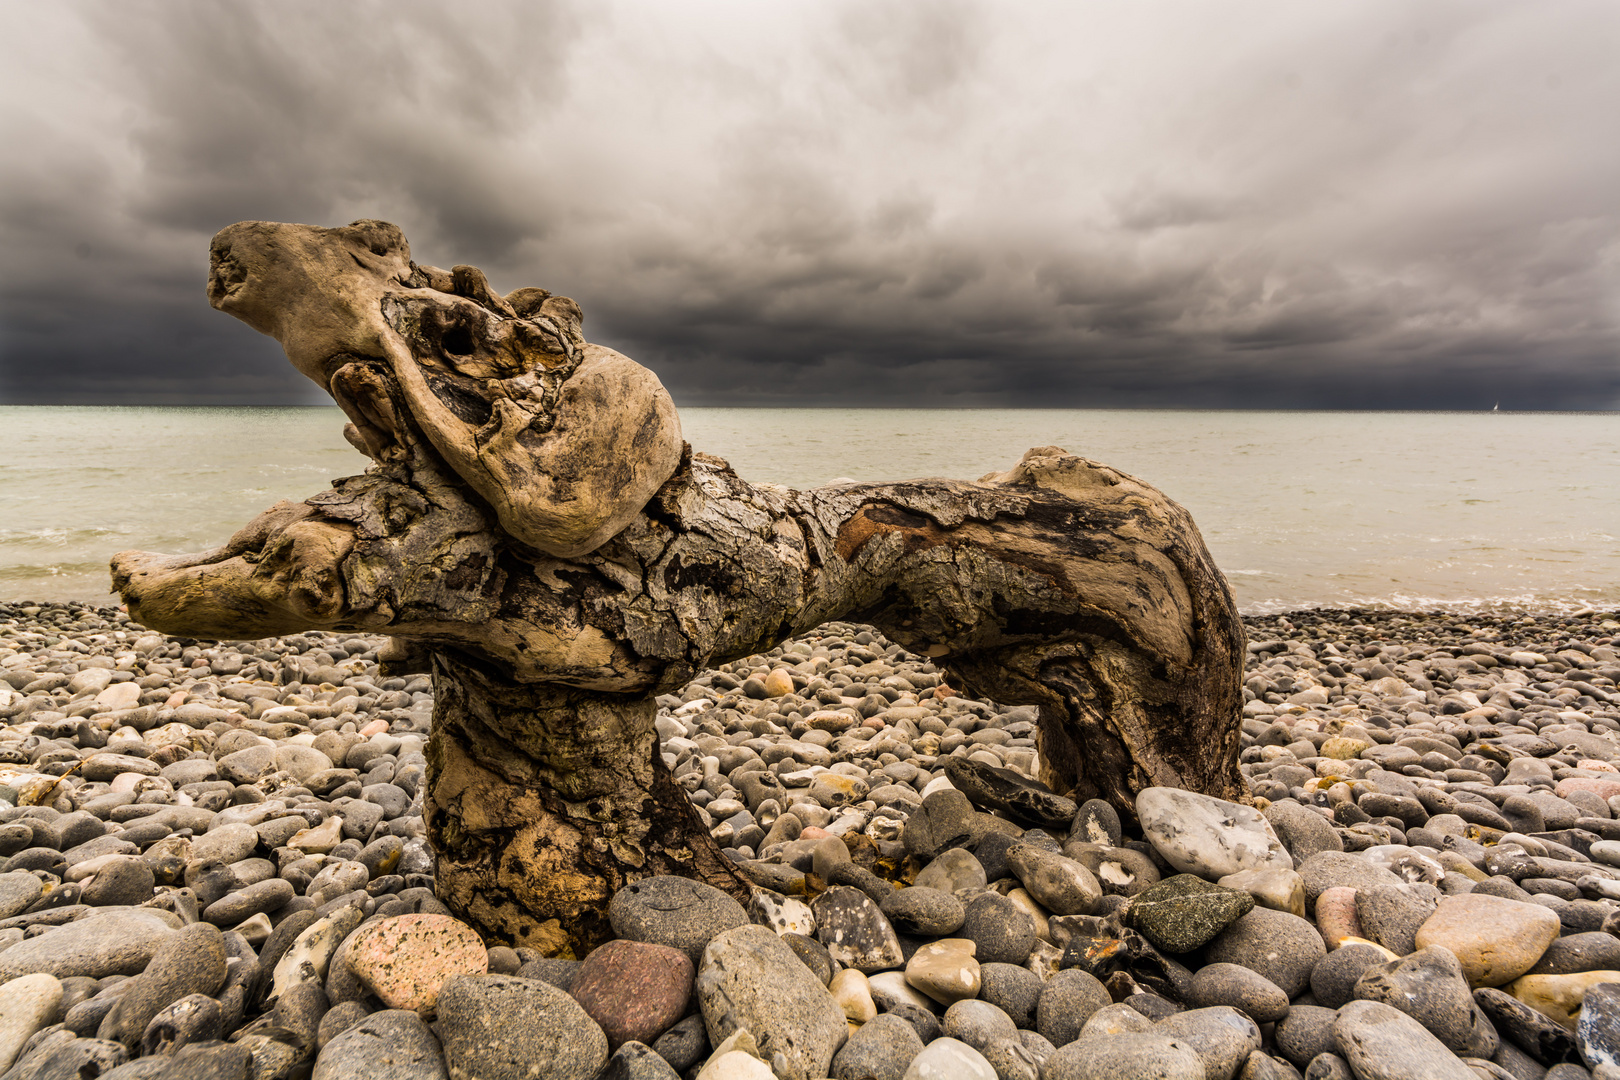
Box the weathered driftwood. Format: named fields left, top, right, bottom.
left=112, top=219, right=1246, bottom=953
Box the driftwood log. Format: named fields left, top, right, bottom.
left=111, top=219, right=1246, bottom=953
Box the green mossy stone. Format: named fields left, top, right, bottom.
left=1124, top=873, right=1255, bottom=953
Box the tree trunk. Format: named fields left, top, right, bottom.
left=109, top=219, right=1248, bottom=957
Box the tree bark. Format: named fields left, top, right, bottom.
left=109, top=218, right=1248, bottom=957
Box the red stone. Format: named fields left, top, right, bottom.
left=568, top=939, right=694, bottom=1049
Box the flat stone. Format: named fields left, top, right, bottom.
left=1186, top=962, right=1290, bottom=1023
left=0, top=973, right=62, bottom=1072
left=436, top=973, right=608, bottom=1080
left=570, top=939, right=693, bottom=1050
left=1472, top=986, right=1578, bottom=1063
left=812, top=886, right=904, bottom=973
left=1504, top=969, right=1620, bottom=1029
left=1125, top=874, right=1254, bottom=954
left=696, top=924, right=847, bottom=1080
left=1137, top=787, right=1293, bottom=880
left=344, top=914, right=489, bottom=1014
left=746, top=889, right=814, bottom=937
left=608, top=876, right=750, bottom=967
left=311, top=1016, right=453, bottom=1080
left=1414, top=894, right=1561, bottom=987
left=0, top=872, right=44, bottom=919
left=1296, top=851, right=1404, bottom=907
left=0, top=907, right=179, bottom=981
left=943, top=757, right=1076, bottom=829
left=1333, top=999, right=1478, bottom=1080
left=1043, top=1032, right=1204, bottom=1080
left=898, top=1037, right=995, bottom=1080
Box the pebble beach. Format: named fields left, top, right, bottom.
left=2, top=600, right=1620, bottom=1080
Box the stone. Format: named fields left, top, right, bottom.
left=959, top=892, right=1036, bottom=966
left=0, top=871, right=44, bottom=919
left=0, top=908, right=179, bottom=981
left=343, top=913, right=488, bottom=1015
left=1296, top=851, right=1404, bottom=907
left=812, top=886, right=905, bottom=973
left=1217, top=868, right=1306, bottom=917
left=1415, top=894, right=1562, bottom=987
left=1311, top=943, right=1393, bottom=1010
left=903, top=789, right=979, bottom=861
left=1204, top=906, right=1327, bottom=999
left=1187, top=962, right=1290, bottom=1023
left=898, top=1037, right=995, bottom=1080
left=142, top=992, right=225, bottom=1056
left=942, top=757, right=1077, bottom=829
left=880, top=887, right=963, bottom=937
left=1036, top=969, right=1111, bottom=1048
left=437, top=973, right=608, bottom=1080
left=1505, top=970, right=1620, bottom=1029
left=978, top=962, right=1042, bottom=1030
left=98, top=921, right=228, bottom=1049
left=1156, top=1006, right=1264, bottom=1080
left=904, top=939, right=980, bottom=1006
left=1265, top=801, right=1343, bottom=864
left=1314, top=886, right=1363, bottom=950
left=1333, top=999, right=1478, bottom=1080
left=1125, top=874, right=1255, bottom=954
left=1069, top=800, right=1124, bottom=848
left=0, top=973, right=62, bottom=1071
left=1355, top=882, right=1442, bottom=957
left=189, top=821, right=259, bottom=865
left=746, top=889, right=814, bottom=937
left=1578, top=981, right=1620, bottom=1069
left=596, top=1041, right=681, bottom=1080
left=831, top=1012, right=923, bottom=1080
left=652, top=1015, right=708, bottom=1074
left=782, top=933, right=833, bottom=986
left=1275, top=1005, right=1341, bottom=1071
left=829, top=968, right=876, bottom=1023
left=203, top=877, right=295, bottom=926
left=1042, top=1032, right=1205, bottom=1080
left=697, top=1050, right=774, bottom=1079
left=913, top=849, right=987, bottom=894
left=1352, top=946, right=1497, bottom=1057
left=1006, top=843, right=1101, bottom=916
left=570, top=939, right=694, bottom=1050
left=609, top=876, right=750, bottom=967
left=867, top=970, right=937, bottom=1015
left=1472, top=986, right=1578, bottom=1064
left=696, top=925, right=847, bottom=1080
left=1137, top=787, right=1293, bottom=879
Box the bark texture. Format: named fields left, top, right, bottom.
left=111, top=219, right=1247, bottom=954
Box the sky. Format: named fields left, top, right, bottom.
left=1, top=1, right=1617, bottom=410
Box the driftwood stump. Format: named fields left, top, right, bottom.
left=112, top=219, right=1246, bottom=953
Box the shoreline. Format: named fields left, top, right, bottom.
left=3, top=600, right=1620, bottom=1076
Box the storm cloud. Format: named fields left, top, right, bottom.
left=2, top=0, right=1617, bottom=407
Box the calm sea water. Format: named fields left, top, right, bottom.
left=2, top=406, right=1616, bottom=614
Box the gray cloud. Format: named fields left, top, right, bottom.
left=2, top=0, right=1617, bottom=407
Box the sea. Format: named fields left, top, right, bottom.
left=2, top=406, right=1616, bottom=616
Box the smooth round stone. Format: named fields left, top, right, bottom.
left=1036, top=969, right=1110, bottom=1048
left=570, top=939, right=694, bottom=1050
left=1312, top=885, right=1363, bottom=950
left=1156, top=1006, right=1263, bottom=1080
left=905, top=939, right=980, bottom=1006
left=1414, top=893, right=1561, bottom=987
left=880, top=887, right=964, bottom=937
left=594, top=1041, right=682, bottom=1080
left=344, top=914, right=489, bottom=1013
left=1080, top=1003, right=1155, bottom=1041
left=1187, top=963, right=1290, bottom=1023
left=1043, top=1032, right=1205, bottom=1080
left=0, top=872, right=44, bottom=919
left=1124, top=874, right=1255, bottom=954
left=701, top=1050, right=774, bottom=1078
left=1296, top=852, right=1404, bottom=906
left=1069, top=800, right=1123, bottom=848
left=696, top=925, right=848, bottom=1080
left=1005, top=843, right=1101, bottom=916
left=1530, top=932, right=1620, bottom=976
left=203, top=878, right=295, bottom=926
left=1333, top=999, right=1477, bottom=1080
left=81, top=857, right=155, bottom=907
left=1310, top=943, right=1392, bottom=1009
left=607, top=876, right=749, bottom=967
left=1351, top=946, right=1496, bottom=1057
left=900, top=1037, right=995, bottom=1080
left=830, top=968, right=876, bottom=1024
left=0, top=973, right=62, bottom=1072
left=942, top=999, right=1017, bottom=1052
left=1204, top=905, right=1326, bottom=999
left=1355, top=882, right=1441, bottom=957
left=1275, top=1005, right=1342, bottom=1070
left=830, top=1013, right=923, bottom=1080
left=1265, top=801, right=1344, bottom=864
left=1136, top=787, right=1294, bottom=879
left=98, top=921, right=228, bottom=1048
left=959, top=893, right=1036, bottom=966
left=913, top=849, right=987, bottom=894
left=188, top=822, right=259, bottom=865
left=437, top=974, right=608, bottom=1080
left=977, top=963, right=1042, bottom=1030
left=867, top=970, right=937, bottom=1014
left=902, top=790, right=978, bottom=860
left=1217, top=868, right=1306, bottom=917
left=782, top=933, right=833, bottom=986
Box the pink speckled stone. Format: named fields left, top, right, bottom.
left=569, top=939, right=693, bottom=1049
left=344, top=914, right=488, bottom=1012
left=1579, top=760, right=1618, bottom=774
left=1556, top=777, right=1620, bottom=801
